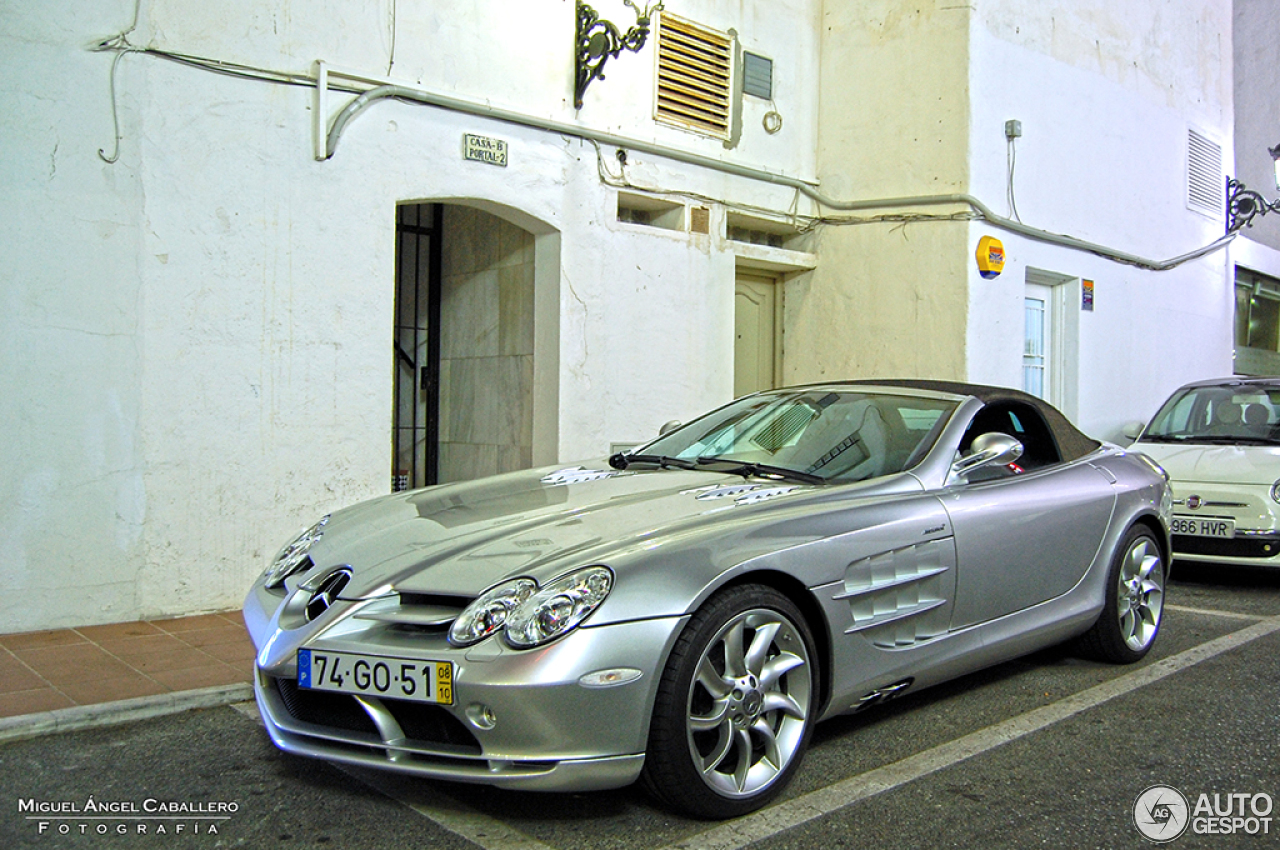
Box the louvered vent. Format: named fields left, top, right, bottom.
left=743, top=52, right=773, bottom=99
left=1187, top=128, right=1223, bottom=216
left=655, top=12, right=733, bottom=140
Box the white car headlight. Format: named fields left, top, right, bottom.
left=450, top=568, right=614, bottom=649
left=263, top=515, right=329, bottom=588
left=505, top=567, right=613, bottom=648
left=448, top=578, right=538, bottom=647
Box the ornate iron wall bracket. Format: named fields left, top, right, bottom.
left=1227, top=178, right=1280, bottom=234
left=574, top=1, right=662, bottom=110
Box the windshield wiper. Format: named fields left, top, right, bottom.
left=608, top=453, right=697, bottom=471
left=1190, top=436, right=1279, bottom=446
left=694, top=456, right=826, bottom=485
left=1143, top=434, right=1280, bottom=446
left=609, top=452, right=826, bottom=484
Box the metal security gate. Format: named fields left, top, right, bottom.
left=393, top=203, right=442, bottom=491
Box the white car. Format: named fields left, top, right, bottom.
left=1131, top=377, right=1280, bottom=568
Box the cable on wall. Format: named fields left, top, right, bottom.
left=87, top=24, right=1235, bottom=274
left=1006, top=135, right=1023, bottom=223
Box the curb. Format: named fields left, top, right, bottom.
left=0, top=683, right=254, bottom=745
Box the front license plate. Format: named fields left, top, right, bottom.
left=1171, top=516, right=1236, bottom=539
left=298, top=649, right=453, bottom=705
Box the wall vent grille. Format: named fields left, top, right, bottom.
left=743, top=52, right=773, bottom=99
left=655, top=12, right=732, bottom=140
left=1187, top=128, right=1223, bottom=216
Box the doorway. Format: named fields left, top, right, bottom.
left=1022, top=268, right=1080, bottom=419
left=393, top=203, right=539, bottom=489
left=734, top=272, right=782, bottom=397
left=393, top=203, right=441, bottom=491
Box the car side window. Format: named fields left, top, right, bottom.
left=959, top=401, right=1063, bottom=475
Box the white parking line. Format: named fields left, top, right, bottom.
left=1166, top=602, right=1264, bottom=621
left=338, top=767, right=560, bottom=850
left=660, top=615, right=1280, bottom=850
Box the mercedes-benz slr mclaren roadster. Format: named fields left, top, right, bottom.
left=244, top=380, right=1172, bottom=818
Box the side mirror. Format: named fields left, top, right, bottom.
left=1122, top=421, right=1145, bottom=441
left=951, top=432, right=1024, bottom=478
left=658, top=420, right=682, bottom=436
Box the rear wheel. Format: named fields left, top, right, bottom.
left=641, top=584, right=818, bottom=819
left=1077, top=526, right=1165, bottom=663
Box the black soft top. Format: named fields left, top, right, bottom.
left=842, top=378, right=1103, bottom=463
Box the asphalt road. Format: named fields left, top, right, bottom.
left=2, top=563, right=1278, bottom=850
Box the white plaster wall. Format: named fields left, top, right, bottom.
left=783, top=1, right=974, bottom=386
left=1, top=0, right=822, bottom=631
left=965, top=1, right=1234, bottom=442
left=1, top=1, right=150, bottom=628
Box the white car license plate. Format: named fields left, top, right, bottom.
left=298, top=649, right=453, bottom=705
left=1170, top=516, right=1236, bottom=538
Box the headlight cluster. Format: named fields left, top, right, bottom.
left=263, top=515, right=330, bottom=588
left=448, top=566, right=613, bottom=649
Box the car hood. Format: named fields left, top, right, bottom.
left=1135, top=442, right=1280, bottom=487
left=301, top=462, right=856, bottom=600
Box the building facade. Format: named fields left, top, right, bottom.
left=1231, top=0, right=1280, bottom=375
left=1, top=0, right=1238, bottom=631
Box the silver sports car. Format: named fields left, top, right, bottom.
left=244, top=380, right=1172, bottom=818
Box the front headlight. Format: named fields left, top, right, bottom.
left=447, top=578, right=537, bottom=647
left=263, top=515, right=329, bottom=588
left=505, top=567, right=613, bottom=648
left=449, top=567, right=614, bottom=649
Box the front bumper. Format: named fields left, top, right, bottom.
left=1171, top=529, right=1280, bottom=567
left=1169, top=482, right=1280, bottom=568
left=244, top=581, right=686, bottom=792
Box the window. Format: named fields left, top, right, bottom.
left=1022, top=268, right=1080, bottom=419
left=655, top=12, right=733, bottom=140
left=961, top=402, right=1062, bottom=471
left=616, top=192, right=684, bottom=230
left=1023, top=293, right=1047, bottom=399
left=1144, top=384, right=1280, bottom=441
left=642, top=390, right=959, bottom=482
left=1235, top=267, right=1280, bottom=376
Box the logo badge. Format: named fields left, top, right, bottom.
left=1186, top=495, right=1202, bottom=510
left=1133, top=784, right=1189, bottom=843
left=304, top=569, right=352, bottom=622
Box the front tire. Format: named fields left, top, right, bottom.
left=641, top=584, right=818, bottom=819
left=1077, top=525, right=1166, bottom=663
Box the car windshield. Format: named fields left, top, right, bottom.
left=1140, top=384, right=1280, bottom=444
left=634, top=389, right=958, bottom=483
